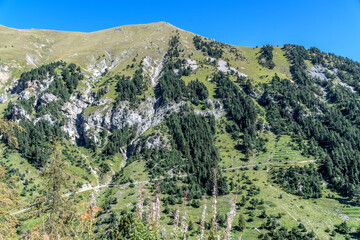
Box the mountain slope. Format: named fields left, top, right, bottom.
left=0, top=22, right=186, bottom=75
left=0, top=22, right=360, bottom=239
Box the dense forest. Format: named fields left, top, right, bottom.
left=273, top=164, right=322, bottom=199
left=115, top=68, right=148, bottom=105
left=5, top=62, right=83, bottom=167
left=259, top=44, right=360, bottom=201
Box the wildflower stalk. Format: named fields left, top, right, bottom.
left=180, top=190, right=189, bottom=239
left=225, top=189, right=238, bottom=240
left=136, top=185, right=145, bottom=220
left=154, top=184, right=161, bottom=230
left=173, top=206, right=180, bottom=239
left=146, top=193, right=151, bottom=225
left=211, top=168, right=218, bottom=234
left=199, top=198, right=207, bottom=240
left=161, top=227, right=166, bottom=240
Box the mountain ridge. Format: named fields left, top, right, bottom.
left=0, top=21, right=176, bottom=33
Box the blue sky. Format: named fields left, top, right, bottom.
left=0, top=0, right=359, bottom=61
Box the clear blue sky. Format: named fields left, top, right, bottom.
left=0, top=0, right=359, bottom=61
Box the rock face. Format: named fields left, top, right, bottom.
left=38, top=93, right=58, bottom=105
left=34, top=114, right=54, bottom=125
left=18, top=90, right=31, bottom=100
left=5, top=55, right=175, bottom=147
left=0, top=93, right=8, bottom=103
left=86, top=49, right=137, bottom=77
left=4, top=45, right=223, bottom=153
left=186, top=59, right=198, bottom=70
left=78, top=102, right=113, bottom=145
left=309, top=65, right=328, bottom=81
left=216, top=59, right=248, bottom=77
left=111, top=98, right=155, bottom=134
left=61, top=99, right=88, bottom=141
left=0, top=72, right=10, bottom=85
left=61, top=87, right=95, bottom=142
left=78, top=95, right=184, bottom=147
left=11, top=104, right=31, bottom=122
left=142, top=56, right=163, bottom=86
left=72, top=54, right=181, bottom=147
left=128, top=133, right=169, bottom=155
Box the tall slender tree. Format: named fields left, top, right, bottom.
left=0, top=165, right=20, bottom=239
left=35, top=142, right=76, bottom=239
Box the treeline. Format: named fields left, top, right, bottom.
left=18, top=61, right=65, bottom=83
left=16, top=61, right=82, bottom=96
left=187, top=79, right=209, bottom=105
left=158, top=35, right=187, bottom=103
left=158, top=70, right=186, bottom=103
left=309, top=46, right=360, bottom=92
left=60, top=63, right=83, bottom=94
left=214, top=72, right=257, bottom=131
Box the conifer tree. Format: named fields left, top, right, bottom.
left=35, top=142, right=76, bottom=238
left=0, top=119, right=21, bottom=239
left=0, top=166, right=20, bottom=239
left=237, top=214, right=246, bottom=232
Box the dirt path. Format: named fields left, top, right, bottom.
left=11, top=177, right=162, bottom=216
left=12, top=160, right=318, bottom=216
left=224, top=159, right=317, bottom=171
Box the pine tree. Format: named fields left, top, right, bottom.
left=0, top=119, right=21, bottom=239
left=35, top=142, right=76, bottom=238
left=0, top=119, right=22, bottom=148
left=336, top=221, right=350, bottom=234
left=188, top=220, right=194, bottom=231
left=237, top=214, right=246, bottom=232
left=0, top=166, right=20, bottom=239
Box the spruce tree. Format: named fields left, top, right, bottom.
left=237, top=214, right=246, bottom=232
left=36, top=142, right=76, bottom=238
left=0, top=166, right=20, bottom=239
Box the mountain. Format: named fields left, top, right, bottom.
left=0, top=22, right=360, bottom=239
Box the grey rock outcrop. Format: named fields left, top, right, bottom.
left=0, top=93, right=8, bottom=103
left=34, top=114, right=54, bottom=125
left=111, top=98, right=155, bottom=135
left=128, top=133, right=169, bottom=155
left=38, top=93, right=58, bottom=105
left=11, top=104, right=31, bottom=122
left=18, top=90, right=31, bottom=100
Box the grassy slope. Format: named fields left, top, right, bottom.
left=0, top=22, right=177, bottom=76
left=98, top=161, right=352, bottom=240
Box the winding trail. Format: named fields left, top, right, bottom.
left=11, top=159, right=318, bottom=216
left=223, top=159, right=317, bottom=171
left=11, top=178, right=163, bottom=216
